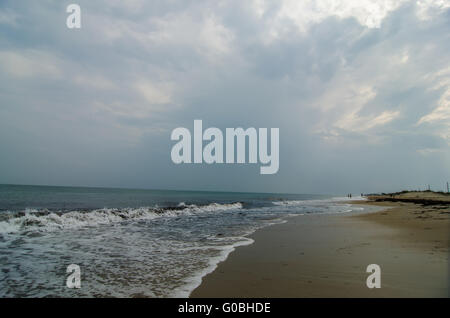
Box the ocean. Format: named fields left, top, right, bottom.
left=0, top=184, right=367, bottom=297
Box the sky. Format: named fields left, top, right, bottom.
left=0, top=0, right=449, bottom=195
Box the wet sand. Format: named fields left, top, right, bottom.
left=191, top=192, right=449, bottom=297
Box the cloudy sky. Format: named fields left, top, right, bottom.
left=0, top=0, right=449, bottom=194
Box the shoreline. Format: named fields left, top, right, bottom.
left=190, top=193, right=449, bottom=297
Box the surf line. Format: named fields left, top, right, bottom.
left=170, top=120, right=279, bottom=174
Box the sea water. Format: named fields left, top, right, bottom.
left=0, top=184, right=366, bottom=297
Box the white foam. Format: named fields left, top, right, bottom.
left=0, top=202, right=243, bottom=234
left=272, top=196, right=366, bottom=206
left=331, top=196, right=367, bottom=201
left=172, top=237, right=255, bottom=298
left=0, top=196, right=374, bottom=298
left=170, top=217, right=287, bottom=298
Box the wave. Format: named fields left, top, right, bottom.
left=0, top=197, right=366, bottom=235
left=178, top=237, right=255, bottom=298
left=272, top=196, right=366, bottom=206
left=0, top=202, right=243, bottom=234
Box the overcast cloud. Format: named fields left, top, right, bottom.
left=0, top=0, right=449, bottom=194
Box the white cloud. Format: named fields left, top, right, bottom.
left=200, top=15, right=235, bottom=57
left=254, top=0, right=409, bottom=42
left=416, top=0, right=450, bottom=20
left=107, top=0, right=146, bottom=13
left=418, top=88, right=450, bottom=125
left=74, top=75, right=117, bottom=90
left=416, top=148, right=445, bottom=155
left=90, top=80, right=176, bottom=121
left=134, top=80, right=173, bottom=108
left=0, top=50, right=61, bottom=79
left=93, top=10, right=234, bottom=63
left=311, top=76, right=402, bottom=139
left=418, top=67, right=450, bottom=143
left=93, top=101, right=155, bottom=119
left=337, top=109, right=400, bottom=132
left=318, top=83, right=377, bottom=112
left=148, top=12, right=234, bottom=61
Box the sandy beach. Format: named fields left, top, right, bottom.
left=191, top=192, right=449, bottom=297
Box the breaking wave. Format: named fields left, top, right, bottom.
left=0, top=202, right=243, bottom=234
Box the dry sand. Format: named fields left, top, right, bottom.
left=191, top=192, right=449, bottom=298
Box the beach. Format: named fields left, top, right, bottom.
left=191, top=192, right=450, bottom=297
left=0, top=185, right=352, bottom=297
left=1, top=185, right=448, bottom=298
